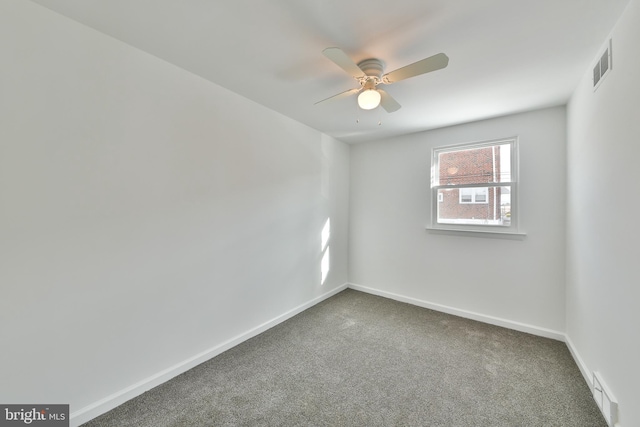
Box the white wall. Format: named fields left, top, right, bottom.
left=3, top=0, right=637, bottom=425
left=349, top=106, right=567, bottom=334
left=566, top=0, right=640, bottom=425
left=0, top=0, right=349, bottom=423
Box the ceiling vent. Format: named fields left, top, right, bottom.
left=593, top=39, right=612, bottom=91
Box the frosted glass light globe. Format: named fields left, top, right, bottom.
left=357, top=89, right=381, bottom=110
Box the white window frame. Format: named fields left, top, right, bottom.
left=429, top=137, right=522, bottom=236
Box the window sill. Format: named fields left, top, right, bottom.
left=425, top=226, right=527, bottom=240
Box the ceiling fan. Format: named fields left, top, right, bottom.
left=316, top=47, right=449, bottom=113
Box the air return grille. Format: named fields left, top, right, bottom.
left=593, top=39, right=612, bottom=90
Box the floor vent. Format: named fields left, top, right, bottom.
left=593, top=39, right=612, bottom=90
left=593, top=371, right=618, bottom=426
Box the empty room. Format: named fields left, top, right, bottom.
left=1, top=0, right=639, bottom=426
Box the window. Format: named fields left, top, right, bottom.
left=430, top=138, right=518, bottom=233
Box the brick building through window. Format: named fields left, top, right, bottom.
left=432, top=140, right=513, bottom=227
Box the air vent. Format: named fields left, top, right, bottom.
left=593, top=371, right=618, bottom=427
left=593, top=39, right=612, bottom=90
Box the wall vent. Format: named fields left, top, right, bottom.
left=593, top=371, right=618, bottom=426
left=593, top=39, right=612, bottom=90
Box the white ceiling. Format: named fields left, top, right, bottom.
left=30, top=0, right=630, bottom=143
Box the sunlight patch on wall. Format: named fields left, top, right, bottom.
left=321, top=248, right=330, bottom=285
left=320, top=218, right=330, bottom=284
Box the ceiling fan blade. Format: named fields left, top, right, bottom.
left=378, top=89, right=401, bottom=113
left=322, top=47, right=366, bottom=78
left=315, top=87, right=360, bottom=105
left=383, top=53, right=449, bottom=84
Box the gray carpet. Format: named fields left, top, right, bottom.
left=82, top=289, right=606, bottom=426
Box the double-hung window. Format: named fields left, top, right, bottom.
left=430, top=137, right=519, bottom=234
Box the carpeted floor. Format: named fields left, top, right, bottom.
left=82, top=289, right=606, bottom=426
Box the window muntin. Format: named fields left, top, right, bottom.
left=431, top=138, right=517, bottom=232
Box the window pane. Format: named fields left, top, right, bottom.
left=435, top=143, right=511, bottom=186
left=438, top=186, right=511, bottom=226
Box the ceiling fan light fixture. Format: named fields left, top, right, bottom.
left=357, top=89, right=381, bottom=110
left=318, top=48, right=448, bottom=113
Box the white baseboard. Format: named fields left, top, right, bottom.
left=347, top=284, right=622, bottom=426
left=70, top=283, right=348, bottom=426
left=564, top=334, right=593, bottom=390
left=347, top=283, right=565, bottom=341
left=72, top=283, right=608, bottom=426
left=565, top=336, right=623, bottom=427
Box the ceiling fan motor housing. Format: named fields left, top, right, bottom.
left=357, top=58, right=384, bottom=78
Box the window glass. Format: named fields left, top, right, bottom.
left=431, top=139, right=517, bottom=231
